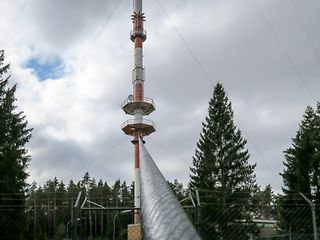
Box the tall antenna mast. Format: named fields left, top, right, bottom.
left=121, top=0, right=156, bottom=224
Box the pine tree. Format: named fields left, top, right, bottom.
left=67, top=179, right=79, bottom=197
left=312, top=103, right=320, bottom=198
left=0, top=50, right=33, bottom=239
left=189, top=82, right=257, bottom=239
left=280, top=105, right=320, bottom=234
left=252, top=185, right=276, bottom=219
left=111, top=179, right=121, bottom=207
left=81, top=172, right=92, bottom=195
left=168, top=179, right=187, bottom=201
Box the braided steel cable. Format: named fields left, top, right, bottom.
left=139, top=139, right=201, bottom=240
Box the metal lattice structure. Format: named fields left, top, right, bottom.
left=139, top=139, right=201, bottom=240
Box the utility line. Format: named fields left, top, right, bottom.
left=153, top=0, right=282, bottom=187
left=149, top=137, right=191, bottom=167
left=32, top=0, right=123, bottom=138
left=250, top=0, right=316, bottom=102
left=0, top=0, right=29, bottom=49
left=60, top=137, right=127, bottom=184
left=290, top=0, right=320, bottom=62
left=235, top=119, right=283, bottom=185
left=154, top=0, right=214, bottom=88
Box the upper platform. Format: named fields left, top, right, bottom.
left=130, top=30, right=147, bottom=42
left=121, top=96, right=155, bottom=116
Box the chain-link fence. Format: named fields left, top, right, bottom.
left=1, top=193, right=320, bottom=239
left=128, top=224, right=141, bottom=240
left=0, top=194, right=135, bottom=240
left=194, top=205, right=319, bottom=240
left=182, top=190, right=320, bottom=240
left=2, top=144, right=320, bottom=240
left=0, top=208, right=35, bottom=239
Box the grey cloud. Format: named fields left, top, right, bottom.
left=26, top=0, right=121, bottom=49
left=28, top=133, right=90, bottom=183
left=141, top=0, right=320, bottom=192
left=3, top=0, right=320, bottom=192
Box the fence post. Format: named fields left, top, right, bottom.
left=195, top=190, right=202, bottom=238
left=289, top=225, right=292, bottom=240
left=300, top=193, right=318, bottom=240
left=34, top=191, right=36, bottom=239
left=72, top=191, right=82, bottom=240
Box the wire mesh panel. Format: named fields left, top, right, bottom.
left=0, top=208, right=33, bottom=239
left=128, top=223, right=141, bottom=240
left=194, top=192, right=319, bottom=240
left=139, top=139, right=201, bottom=240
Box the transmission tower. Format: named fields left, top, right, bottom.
left=121, top=0, right=156, bottom=224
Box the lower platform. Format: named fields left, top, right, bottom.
left=121, top=119, right=156, bottom=136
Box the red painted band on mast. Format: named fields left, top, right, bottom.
left=134, top=15, right=143, bottom=31
left=135, top=38, right=143, bottom=48
left=134, top=83, right=143, bottom=101
left=134, top=209, right=141, bottom=223
left=134, top=142, right=140, bottom=168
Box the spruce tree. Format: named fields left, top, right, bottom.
left=189, top=82, right=257, bottom=239
left=168, top=179, right=187, bottom=201
left=280, top=105, right=320, bottom=234
left=0, top=50, right=33, bottom=238
left=252, top=185, right=276, bottom=219
left=312, top=103, right=320, bottom=198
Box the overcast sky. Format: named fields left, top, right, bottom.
left=1, top=0, right=319, bottom=192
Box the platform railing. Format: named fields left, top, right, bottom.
left=130, top=30, right=147, bottom=41
left=121, top=118, right=156, bottom=129
left=139, top=139, right=201, bottom=240
left=121, top=96, right=155, bottom=109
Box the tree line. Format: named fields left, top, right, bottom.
left=26, top=173, right=134, bottom=239
left=23, top=174, right=275, bottom=240
left=1, top=49, right=320, bottom=239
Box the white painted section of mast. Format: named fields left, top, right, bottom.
left=134, top=168, right=141, bottom=209
left=132, top=69, right=144, bottom=83
left=134, top=109, right=143, bottom=123
left=134, top=0, right=142, bottom=13
left=134, top=49, right=143, bottom=68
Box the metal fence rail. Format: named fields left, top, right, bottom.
left=139, top=139, right=201, bottom=240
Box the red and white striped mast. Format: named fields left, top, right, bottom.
left=121, top=0, right=156, bottom=224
